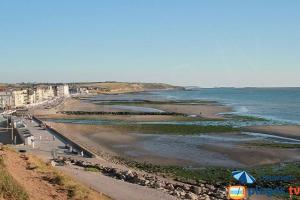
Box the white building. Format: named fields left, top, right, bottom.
left=0, top=91, right=13, bottom=110
left=35, top=86, right=55, bottom=103
left=56, top=84, right=70, bottom=97
left=12, top=89, right=27, bottom=108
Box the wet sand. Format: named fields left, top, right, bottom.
left=47, top=98, right=230, bottom=120
left=44, top=122, right=300, bottom=168
left=34, top=97, right=300, bottom=168
left=243, top=125, right=300, bottom=140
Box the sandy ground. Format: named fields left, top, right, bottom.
left=145, top=103, right=230, bottom=119
left=17, top=119, right=180, bottom=200
left=201, top=143, right=300, bottom=166
left=2, top=149, right=68, bottom=200
left=44, top=122, right=300, bottom=168
left=38, top=98, right=230, bottom=120
left=39, top=113, right=195, bottom=122
left=243, top=125, right=300, bottom=140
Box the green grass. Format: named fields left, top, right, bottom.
left=0, top=156, right=29, bottom=200
left=119, top=124, right=239, bottom=135
left=244, top=142, right=300, bottom=149
left=85, top=166, right=101, bottom=172
left=222, top=114, right=268, bottom=121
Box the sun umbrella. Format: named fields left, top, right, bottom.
left=232, top=171, right=256, bottom=184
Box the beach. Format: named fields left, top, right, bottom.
left=34, top=93, right=300, bottom=168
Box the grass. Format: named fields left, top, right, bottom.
left=119, top=124, right=239, bottom=135
left=28, top=155, right=110, bottom=200
left=222, top=114, right=268, bottom=121
left=0, top=156, right=29, bottom=200
left=244, top=142, right=300, bottom=149
left=85, top=166, right=101, bottom=172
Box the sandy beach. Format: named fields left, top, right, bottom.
left=34, top=96, right=300, bottom=168
left=243, top=125, right=300, bottom=140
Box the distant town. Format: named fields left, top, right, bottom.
left=0, top=84, right=72, bottom=111
left=0, top=82, right=179, bottom=112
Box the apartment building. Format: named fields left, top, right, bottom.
left=0, top=91, right=13, bottom=110
left=12, top=89, right=27, bottom=108
left=55, top=84, right=70, bottom=97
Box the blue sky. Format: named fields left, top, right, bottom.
left=0, top=0, right=299, bottom=87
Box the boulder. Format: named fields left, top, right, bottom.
left=165, top=183, right=175, bottom=191
left=191, top=186, right=202, bottom=195
left=185, top=192, right=198, bottom=200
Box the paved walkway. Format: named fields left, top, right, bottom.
left=59, top=165, right=178, bottom=200
left=15, top=119, right=76, bottom=160
left=14, top=118, right=178, bottom=200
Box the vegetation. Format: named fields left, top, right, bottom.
left=222, top=114, right=268, bottom=121
left=61, top=110, right=186, bottom=116
left=119, top=157, right=300, bottom=188
left=0, top=156, right=29, bottom=200
left=28, top=155, right=110, bottom=200
left=243, top=142, right=300, bottom=149
left=74, top=82, right=183, bottom=93
left=119, top=124, right=239, bottom=134
left=85, top=166, right=101, bottom=172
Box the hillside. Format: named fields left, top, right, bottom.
left=0, top=83, right=8, bottom=89
left=73, top=82, right=183, bottom=94
left=0, top=146, right=110, bottom=200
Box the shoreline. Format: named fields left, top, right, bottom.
left=32, top=95, right=300, bottom=169
left=242, top=125, right=300, bottom=140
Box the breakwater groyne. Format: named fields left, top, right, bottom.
left=59, top=111, right=187, bottom=116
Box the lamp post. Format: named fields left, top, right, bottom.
left=11, top=117, right=14, bottom=144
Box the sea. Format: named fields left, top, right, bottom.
left=89, top=87, right=300, bottom=125
left=60, top=88, right=300, bottom=166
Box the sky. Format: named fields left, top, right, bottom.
left=0, top=0, right=299, bottom=87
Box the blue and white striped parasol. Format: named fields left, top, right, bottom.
left=232, top=171, right=256, bottom=184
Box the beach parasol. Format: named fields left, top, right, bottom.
left=232, top=171, right=256, bottom=184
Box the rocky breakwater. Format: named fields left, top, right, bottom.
left=53, top=157, right=227, bottom=200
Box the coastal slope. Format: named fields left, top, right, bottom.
left=72, top=82, right=183, bottom=94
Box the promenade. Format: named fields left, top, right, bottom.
left=13, top=117, right=178, bottom=200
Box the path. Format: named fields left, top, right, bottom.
left=16, top=118, right=179, bottom=200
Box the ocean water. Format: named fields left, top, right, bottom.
left=153, top=88, right=300, bottom=124
left=88, top=88, right=300, bottom=124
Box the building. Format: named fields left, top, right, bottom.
left=12, top=89, right=27, bottom=108
left=0, top=91, right=13, bottom=110
left=35, top=86, right=55, bottom=103
left=56, top=84, right=70, bottom=97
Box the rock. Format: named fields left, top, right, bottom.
left=138, top=176, right=150, bottom=186
left=191, top=186, right=202, bottom=195
left=125, top=170, right=134, bottom=178
left=165, top=183, right=175, bottom=191
left=50, top=160, right=56, bottom=166
left=26, top=163, right=37, bottom=170
left=206, top=185, right=215, bottom=191
left=172, top=190, right=180, bottom=197
left=183, top=184, right=190, bottom=191
left=154, top=181, right=163, bottom=189
left=144, top=180, right=150, bottom=186
left=64, top=161, right=72, bottom=165
left=179, top=191, right=186, bottom=197
left=185, top=192, right=198, bottom=200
